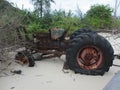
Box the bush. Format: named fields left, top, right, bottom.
left=83, top=4, right=113, bottom=29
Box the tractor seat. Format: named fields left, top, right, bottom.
left=50, top=28, right=67, bottom=40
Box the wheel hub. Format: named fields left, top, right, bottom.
left=77, top=46, right=103, bottom=70
left=84, top=54, right=93, bottom=61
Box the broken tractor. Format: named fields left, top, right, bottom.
left=15, top=26, right=114, bottom=76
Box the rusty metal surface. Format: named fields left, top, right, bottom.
left=77, top=45, right=103, bottom=70
left=50, top=28, right=66, bottom=40
left=16, top=26, right=69, bottom=59
left=31, top=31, right=69, bottom=51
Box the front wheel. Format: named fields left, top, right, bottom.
left=15, top=50, right=35, bottom=67
left=66, top=33, right=114, bottom=75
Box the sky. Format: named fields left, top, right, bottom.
left=7, top=0, right=120, bottom=16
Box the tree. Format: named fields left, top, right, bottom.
left=51, top=10, right=81, bottom=34
left=31, top=0, right=54, bottom=17
left=114, top=0, right=120, bottom=17
left=84, top=4, right=113, bottom=29
left=76, top=5, right=83, bottom=20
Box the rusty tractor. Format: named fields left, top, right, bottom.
left=15, top=26, right=114, bottom=75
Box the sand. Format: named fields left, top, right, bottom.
left=0, top=56, right=120, bottom=90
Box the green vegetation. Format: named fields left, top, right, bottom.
left=0, top=0, right=120, bottom=35
left=83, top=5, right=113, bottom=29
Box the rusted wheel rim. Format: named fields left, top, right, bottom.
left=77, top=45, right=103, bottom=70
left=17, top=56, right=29, bottom=64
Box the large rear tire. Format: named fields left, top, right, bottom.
left=70, top=28, right=97, bottom=40
left=66, top=33, right=114, bottom=75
